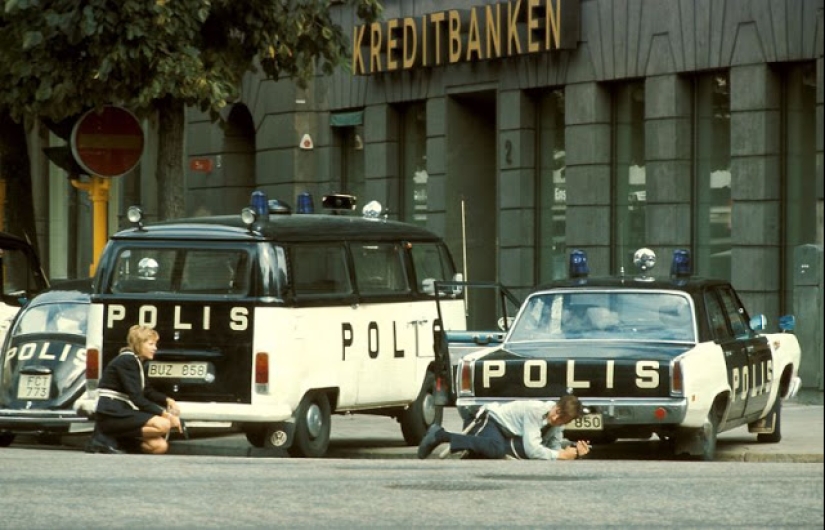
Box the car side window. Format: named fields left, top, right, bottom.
left=718, top=287, right=751, bottom=339
left=704, top=292, right=731, bottom=341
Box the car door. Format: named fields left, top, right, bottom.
left=716, top=286, right=772, bottom=419
left=705, top=289, right=749, bottom=421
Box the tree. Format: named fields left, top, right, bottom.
left=0, top=0, right=382, bottom=220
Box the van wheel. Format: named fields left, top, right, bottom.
left=400, top=372, right=443, bottom=446
left=244, top=427, right=266, bottom=448
left=0, top=432, right=14, bottom=447
left=288, top=392, right=331, bottom=458
left=756, top=398, right=782, bottom=443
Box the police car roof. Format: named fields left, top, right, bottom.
left=532, top=275, right=730, bottom=295
left=111, top=214, right=443, bottom=243
left=29, top=279, right=92, bottom=305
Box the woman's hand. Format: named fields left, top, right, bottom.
left=166, top=398, right=180, bottom=415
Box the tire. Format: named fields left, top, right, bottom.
left=0, top=432, right=15, bottom=447
left=757, top=398, right=782, bottom=443
left=288, top=392, right=331, bottom=458
left=400, top=372, right=443, bottom=446
left=700, top=410, right=719, bottom=462
left=244, top=427, right=266, bottom=448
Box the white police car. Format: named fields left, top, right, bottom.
left=450, top=248, right=802, bottom=460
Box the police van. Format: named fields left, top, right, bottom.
left=75, top=192, right=466, bottom=457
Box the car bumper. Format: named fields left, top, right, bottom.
left=75, top=395, right=294, bottom=424
left=456, top=396, right=690, bottom=427
left=0, top=409, right=92, bottom=433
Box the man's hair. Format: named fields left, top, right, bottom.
left=557, top=395, right=584, bottom=421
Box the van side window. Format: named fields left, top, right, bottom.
left=181, top=251, right=248, bottom=294
left=292, top=245, right=352, bottom=296
left=351, top=243, right=409, bottom=295
left=410, top=243, right=454, bottom=295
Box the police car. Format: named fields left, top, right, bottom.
left=75, top=192, right=466, bottom=457
left=0, top=280, right=92, bottom=446
left=0, top=231, right=50, bottom=346
left=451, top=248, right=802, bottom=460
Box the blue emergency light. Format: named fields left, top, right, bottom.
left=671, top=249, right=692, bottom=278
left=569, top=249, right=589, bottom=279
left=250, top=191, right=269, bottom=219
left=296, top=192, right=314, bottom=214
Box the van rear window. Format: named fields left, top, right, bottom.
left=109, top=248, right=249, bottom=296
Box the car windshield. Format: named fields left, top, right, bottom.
left=507, top=290, right=696, bottom=343
left=12, top=301, right=88, bottom=337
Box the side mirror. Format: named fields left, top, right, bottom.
left=749, top=314, right=767, bottom=332
left=421, top=278, right=435, bottom=296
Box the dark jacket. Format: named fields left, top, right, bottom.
left=96, top=351, right=167, bottom=417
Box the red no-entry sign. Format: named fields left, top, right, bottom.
left=71, top=106, right=145, bottom=177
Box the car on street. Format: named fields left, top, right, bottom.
left=0, top=279, right=92, bottom=446
left=450, top=248, right=802, bottom=460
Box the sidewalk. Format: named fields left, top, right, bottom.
left=167, top=398, right=824, bottom=462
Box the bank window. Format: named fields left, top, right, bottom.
left=611, top=81, right=646, bottom=273
left=291, top=245, right=352, bottom=297
left=534, top=88, right=566, bottom=282
left=399, top=102, right=428, bottom=226
left=331, top=111, right=365, bottom=205
left=780, top=62, right=817, bottom=315
left=693, top=72, right=731, bottom=281
left=352, top=242, right=409, bottom=294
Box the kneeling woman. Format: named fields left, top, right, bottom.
left=86, top=325, right=182, bottom=454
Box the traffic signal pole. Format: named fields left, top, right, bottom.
left=71, top=176, right=110, bottom=276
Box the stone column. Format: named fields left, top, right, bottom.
left=565, top=82, right=611, bottom=275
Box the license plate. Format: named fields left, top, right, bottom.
left=570, top=413, right=603, bottom=431
left=17, top=374, right=52, bottom=400
left=147, top=362, right=209, bottom=379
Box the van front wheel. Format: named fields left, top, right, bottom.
left=400, top=372, right=443, bottom=445
left=288, top=392, right=331, bottom=458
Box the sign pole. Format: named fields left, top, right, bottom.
left=71, top=176, right=110, bottom=275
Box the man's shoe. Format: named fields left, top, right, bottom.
left=417, top=424, right=447, bottom=459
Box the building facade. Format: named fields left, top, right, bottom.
left=30, top=0, right=824, bottom=388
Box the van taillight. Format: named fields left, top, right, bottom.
left=255, top=352, right=269, bottom=392
left=86, top=348, right=100, bottom=390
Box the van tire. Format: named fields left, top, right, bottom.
left=0, top=432, right=14, bottom=447
left=288, top=392, right=331, bottom=458
left=400, top=372, right=443, bottom=446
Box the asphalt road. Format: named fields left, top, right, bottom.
left=166, top=395, right=825, bottom=462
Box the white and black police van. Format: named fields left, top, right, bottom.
left=75, top=192, right=466, bottom=457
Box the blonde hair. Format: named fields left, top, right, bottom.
left=120, top=325, right=159, bottom=355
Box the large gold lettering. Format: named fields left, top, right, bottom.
left=527, top=0, right=540, bottom=53
left=448, top=10, right=462, bottom=63
left=507, top=0, right=523, bottom=55
left=352, top=25, right=367, bottom=75
left=430, top=12, right=446, bottom=66
left=402, top=18, right=418, bottom=69
left=370, top=22, right=383, bottom=73
left=466, top=8, right=483, bottom=61
left=485, top=4, right=502, bottom=59
left=386, top=18, right=399, bottom=71
left=546, top=0, right=562, bottom=49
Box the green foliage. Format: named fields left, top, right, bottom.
left=0, top=0, right=383, bottom=122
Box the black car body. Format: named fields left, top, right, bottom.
left=0, top=279, right=92, bottom=446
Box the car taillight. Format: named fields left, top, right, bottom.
left=459, top=360, right=473, bottom=396
left=255, top=352, right=269, bottom=393
left=671, top=358, right=683, bottom=395
left=86, top=347, right=100, bottom=391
